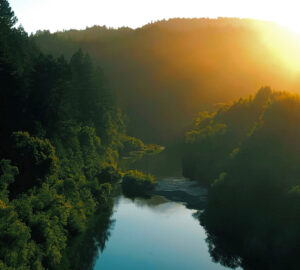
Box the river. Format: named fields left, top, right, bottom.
left=93, top=193, right=230, bottom=270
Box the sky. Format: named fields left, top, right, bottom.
left=8, top=0, right=300, bottom=34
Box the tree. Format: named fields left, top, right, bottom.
left=0, top=0, right=17, bottom=29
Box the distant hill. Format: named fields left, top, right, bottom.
left=33, top=18, right=300, bottom=144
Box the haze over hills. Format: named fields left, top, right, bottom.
left=33, top=17, right=300, bottom=144
left=2, top=1, right=300, bottom=268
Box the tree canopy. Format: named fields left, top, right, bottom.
left=184, top=88, right=300, bottom=269
left=0, top=1, right=152, bottom=269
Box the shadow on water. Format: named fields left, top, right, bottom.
left=58, top=146, right=300, bottom=270
left=56, top=203, right=116, bottom=270
left=199, top=194, right=300, bottom=270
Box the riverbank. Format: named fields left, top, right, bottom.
left=151, top=177, right=207, bottom=209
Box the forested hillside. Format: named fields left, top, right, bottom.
left=3, top=0, right=300, bottom=268
left=0, top=1, right=149, bottom=269
left=33, top=19, right=300, bottom=143
left=183, top=87, right=272, bottom=185
left=183, top=88, right=300, bottom=269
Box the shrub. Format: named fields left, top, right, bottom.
left=121, top=170, right=155, bottom=197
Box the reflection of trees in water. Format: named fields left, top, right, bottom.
left=57, top=204, right=115, bottom=270
left=133, top=195, right=169, bottom=208
left=204, top=229, right=244, bottom=269
left=188, top=91, right=300, bottom=269
left=199, top=203, right=300, bottom=270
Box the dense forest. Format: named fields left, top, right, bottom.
left=2, top=0, right=300, bottom=269
left=183, top=88, right=300, bottom=269
left=33, top=19, right=300, bottom=143
left=0, top=1, right=154, bottom=269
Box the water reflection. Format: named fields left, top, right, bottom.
left=58, top=179, right=300, bottom=270
left=130, top=195, right=170, bottom=208
left=94, top=196, right=227, bottom=270
left=57, top=205, right=115, bottom=270
left=199, top=198, right=300, bottom=270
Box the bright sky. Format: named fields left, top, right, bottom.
left=8, top=0, right=300, bottom=34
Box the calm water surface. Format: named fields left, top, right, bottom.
left=93, top=195, right=230, bottom=270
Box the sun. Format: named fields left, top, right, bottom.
left=252, top=17, right=300, bottom=74
left=276, top=18, right=300, bottom=34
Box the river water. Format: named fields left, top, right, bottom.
left=93, top=195, right=229, bottom=270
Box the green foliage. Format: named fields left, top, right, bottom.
left=120, top=136, right=145, bottom=157
left=124, top=170, right=155, bottom=183
left=122, top=170, right=156, bottom=197
left=190, top=89, right=300, bottom=269
left=144, top=144, right=165, bottom=155
left=0, top=200, right=32, bottom=269
left=0, top=160, right=18, bottom=200
left=0, top=2, right=145, bottom=269
left=11, top=132, right=58, bottom=185
left=0, top=0, right=17, bottom=29
left=183, top=87, right=272, bottom=186
left=119, top=135, right=164, bottom=166
left=33, top=18, right=300, bottom=144
left=96, top=166, right=121, bottom=184
left=186, top=123, right=227, bottom=143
